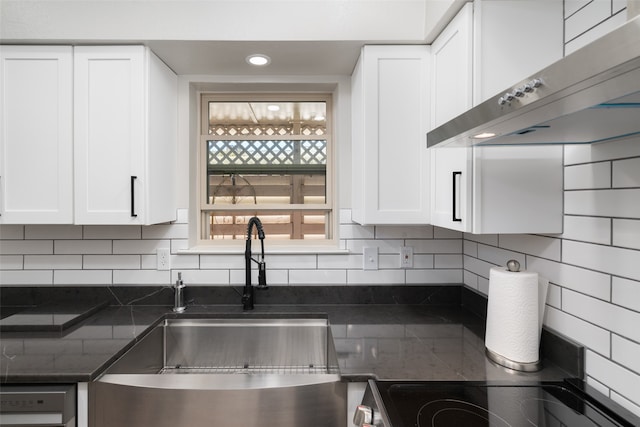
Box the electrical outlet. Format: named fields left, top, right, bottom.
left=363, top=247, right=379, bottom=270
left=400, top=246, right=413, bottom=268
left=157, top=248, right=171, bottom=271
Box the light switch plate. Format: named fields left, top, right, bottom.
left=363, top=247, right=379, bottom=270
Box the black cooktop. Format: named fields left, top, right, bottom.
left=373, top=380, right=639, bottom=427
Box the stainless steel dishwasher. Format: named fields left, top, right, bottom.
left=0, top=384, right=76, bottom=427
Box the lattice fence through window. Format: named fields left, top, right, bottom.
left=208, top=140, right=327, bottom=167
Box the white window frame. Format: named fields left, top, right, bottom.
left=194, top=92, right=338, bottom=251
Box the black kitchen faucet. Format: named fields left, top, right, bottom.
left=242, top=216, right=267, bottom=310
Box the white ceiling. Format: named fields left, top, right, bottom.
left=147, top=40, right=368, bottom=76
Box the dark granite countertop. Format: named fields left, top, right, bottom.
left=0, top=300, right=573, bottom=384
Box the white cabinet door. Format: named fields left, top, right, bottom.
left=431, top=3, right=473, bottom=129
left=473, top=0, right=563, bottom=104
left=430, top=147, right=472, bottom=232
left=351, top=45, right=430, bottom=225
left=0, top=46, right=73, bottom=224
left=74, top=46, right=177, bottom=225
left=430, top=145, right=563, bottom=234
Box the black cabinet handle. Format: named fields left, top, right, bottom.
left=452, top=171, right=462, bottom=222
left=130, top=176, right=138, bottom=218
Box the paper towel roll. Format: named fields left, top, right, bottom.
left=485, top=266, right=549, bottom=368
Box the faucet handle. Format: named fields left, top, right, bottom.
left=258, top=261, right=268, bottom=288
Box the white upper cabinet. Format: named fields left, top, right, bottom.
left=351, top=45, right=430, bottom=225
left=430, top=145, right=563, bottom=234
left=431, top=3, right=473, bottom=129
left=473, top=0, right=563, bottom=104
left=429, top=3, right=564, bottom=234
left=74, top=46, right=177, bottom=225
left=0, top=46, right=74, bottom=224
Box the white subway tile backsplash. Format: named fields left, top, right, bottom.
left=375, top=225, right=433, bottom=239
left=564, top=162, right=611, bottom=190
left=564, top=0, right=590, bottom=17
left=406, top=269, right=462, bottom=284
left=0, top=240, right=53, bottom=255
left=230, top=268, right=288, bottom=285
left=463, top=270, right=478, bottom=291
left=463, top=255, right=496, bottom=279
left=434, top=254, right=463, bottom=269
left=142, top=224, right=189, bottom=239
left=289, top=269, right=347, bottom=285
left=564, top=137, right=640, bottom=165
left=412, top=239, right=463, bottom=254
left=544, top=306, right=610, bottom=356
left=53, top=270, right=111, bottom=285
left=412, top=255, right=435, bottom=269
left=433, top=227, right=462, bottom=239
left=463, top=240, right=478, bottom=257
left=339, top=224, right=375, bottom=239
left=527, top=255, right=611, bottom=300
left=141, top=253, right=199, bottom=270
left=612, top=335, right=640, bottom=376
left=264, top=254, right=317, bottom=269
left=476, top=244, right=525, bottom=268
left=612, top=277, right=640, bottom=312
left=613, top=219, right=640, bottom=250
left=113, top=239, right=170, bottom=255
left=463, top=233, right=498, bottom=246
left=0, top=255, right=23, bottom=269
left=55, top=240, right=111, bottom=255
left=586, top=350, right=640, bottom=414
left=477, top=276, right=490, bottom=295
left=546, top=283, right=562, bottom=309
left=317, top=254, right=361, bottom=269
left=83, top=255, right=141, bottom=270
left=499, top=234, right=561, bottom=261
left=347, top=269, right=406, bottom=285
left=565, top=189, right=640, bottom=218
left=563, top=288, right=640, bottom=342
left=179, top=269, right=229, bottom=285
left=347, top=239, right=404, bottom=254
left=24, top=255, right=82, bottom=270
left=199, top=254, right=243, bottom=269
left=563, top=240, right=640, bottom=281
left=24, top=225, right=83, bottom=240
left=0, top=270, right=52, bottom=285
left=562, top=215, right=611, bottom=245
left=112, top=270, right=171, bottom=285
left=83, top=226, right=141, bottom=239
left=0, top=225, right=24, bottom=239
left=613, top=157, right=640, bottom=188
left=565, top=0, right=614, bottom=41
left=565, top=11, right=628, bottom=54
left=613, top=0, right=627, bottom=14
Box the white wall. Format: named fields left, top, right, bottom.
left=463, top=137, right=640, bottom=416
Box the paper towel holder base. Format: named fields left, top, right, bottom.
left=485, top=347, right=541, bottom=372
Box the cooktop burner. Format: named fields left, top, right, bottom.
left=373, top=381, right=637, bottom=427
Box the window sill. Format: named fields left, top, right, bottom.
left=179, top=243, right=349, bottom=255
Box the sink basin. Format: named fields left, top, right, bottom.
left=89, top=315, right=346, bottom=427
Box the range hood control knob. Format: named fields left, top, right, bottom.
left=353, top=405, right=373, bottom=426
left=531, top=78, right=542, bottom=88
left=523, top=83, right=533, bottom=93
left=514, top=88, right=525, bottom=97
left=504, top=92, right=515, bottom=102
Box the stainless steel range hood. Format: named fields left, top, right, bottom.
left=427, top=14, right=640, bottom=148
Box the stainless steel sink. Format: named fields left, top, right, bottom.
left=89, top=316, right=346, bottom=427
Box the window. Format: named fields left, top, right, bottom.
left=198, top=93, right=334, bottom=245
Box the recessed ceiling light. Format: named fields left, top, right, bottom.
left=472, top=132, right=496, bottom=139
left=267, top=104, right=280, bottom=112
left=246, top=54, right=271, bottom=66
